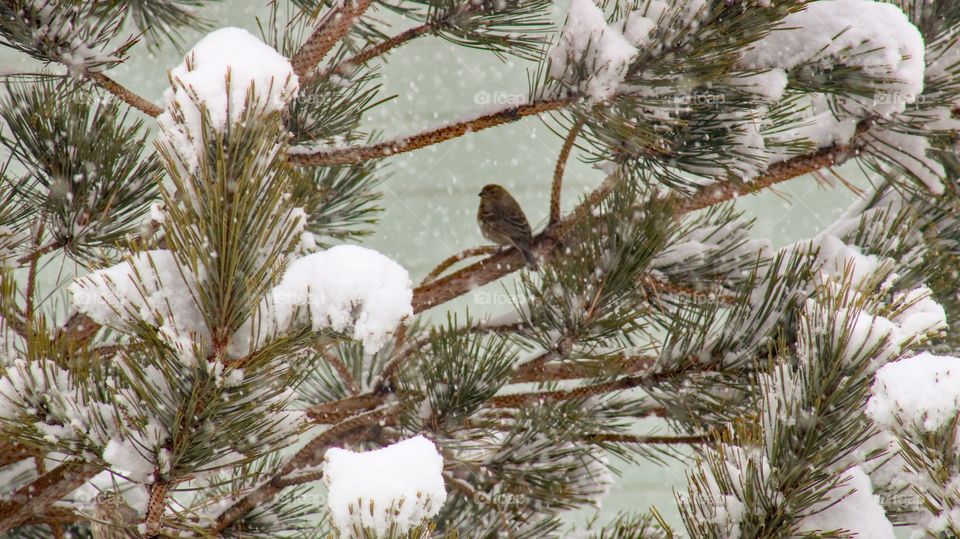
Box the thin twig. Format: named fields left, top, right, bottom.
left=550, top=119, right=584, bottom=225
left=89, top=72, right=162, bottom=117
left=288, top=98, right=571, bottom=166
left=421, top=246, right=500, bottom=285
left=582, top=433, right=712, bottom=445
left=24, top=222, right=45, bottom=324
left=324, top=23, right=433, bottom=77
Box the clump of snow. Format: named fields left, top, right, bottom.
left=157, top=27, right=299, bottom=173
left=323, top=435, right=446, bottom=538
left=27, top=2, right=122, bottom=76
left=0, top=357, right=118, bottom=449
left=228, top=245, right=412, bottom=356
left=797, top=466, right=895, bottom=538
left=798, top=286, right=945, bottom=372
left=102, top=429, right=166, bottom=483
left=70, top=245, right=411, bottom=359
left=867, top=128, right=947, bottom=195
left=742, top=0, right=924, bottom=113
left=867, top=352, right=960, bottom=433
left=549, top=0, right=642, bottom=102
left=68, top=250, right=208, bottom=362
left=698, top=445, right=771, bottom=538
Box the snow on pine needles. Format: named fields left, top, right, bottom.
left=323, top=435, right=447, bottom=538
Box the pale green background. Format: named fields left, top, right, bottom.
left=0, top=0, right=865, bottom=533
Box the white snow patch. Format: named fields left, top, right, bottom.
left=227, top=245, right=412, bottom=356
left=157, top=27, right=299, bottom=172
left=867, top=352, right=960, bottom=433
left=68, top=250, right=208, bottom=362
left=742, top=0, right=924, bottom=115
left=549, top=0, right=640, bottom=102
left=323, top=435, right=446, bottom=538
left=797, top=466, right=894, bottom=538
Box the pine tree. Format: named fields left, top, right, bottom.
left=2, top=0, right=960, bottom=538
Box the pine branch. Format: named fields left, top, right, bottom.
left=0, top=440, right=36, bottom=468
left=88, top=72, right=162, bottom=117
left=412, top=173, right=618, bottom=312
left=582, top=433, right=713, bottom=445
left=287, top=98, right=571, bottom=166
left=0, top=462, right=101, bottom=533
left=509, top=354, right=657, bottom=383
left=15, top=239, right=62, bottom=266
left=292, top=0, right=375, bottom=85
left=304, top=393, right=383, bottom=423
left=320, top=346, right=360, bottom=395
left=678, top=119, right=874, bottom=214
left=325, top=23, right=433, bottom=76
left=421, top=246, right=499, bottom=284
left=550, top=118, right=584, bottom=225
left=510, top=334, right=578, bottom=381
left=489, top=359, right=705, bottom=408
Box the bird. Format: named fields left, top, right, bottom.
left=477, top=184, right=538, bottom=269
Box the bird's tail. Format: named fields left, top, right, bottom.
left=521, top=247, right=539, bottom=271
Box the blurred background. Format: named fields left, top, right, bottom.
left=0, top=0, right=866, bottom=531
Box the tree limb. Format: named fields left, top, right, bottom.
left=0, top=462, right=101, bottom=533
left=421, top=246, right=500, bottom=285
left=89, top=72, right=162, bottom=117
left=287, top=98, right=571, bottom=166
left=324, top=23, right=433, bottom=77
left=550, top=119, right=584, bottom=225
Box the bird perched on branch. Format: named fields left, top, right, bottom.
left=477, top=184, right=538, bottom=269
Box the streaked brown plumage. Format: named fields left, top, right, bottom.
left=477, top=184, right=538, bottom=269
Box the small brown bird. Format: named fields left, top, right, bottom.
left=477, top=184, right=538, bottom=269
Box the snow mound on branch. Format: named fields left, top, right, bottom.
left=70, top=245, right=411, bottom=358
left=799, top=286, right=945, bottom=372
left=867, top=352, right=960, bottom=433
left=157, top=27, right=299, bottom=172
left=741, top=0, right=924, bottom=112
left=549, top=0, right=645, bottom=102
left=227, top=245, right=413, bottom=356
left=323, top=435, right=446, bottom=538
left=68, top=250, right=208, bottom=359
left=797, top=465, right=894, bottom=538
